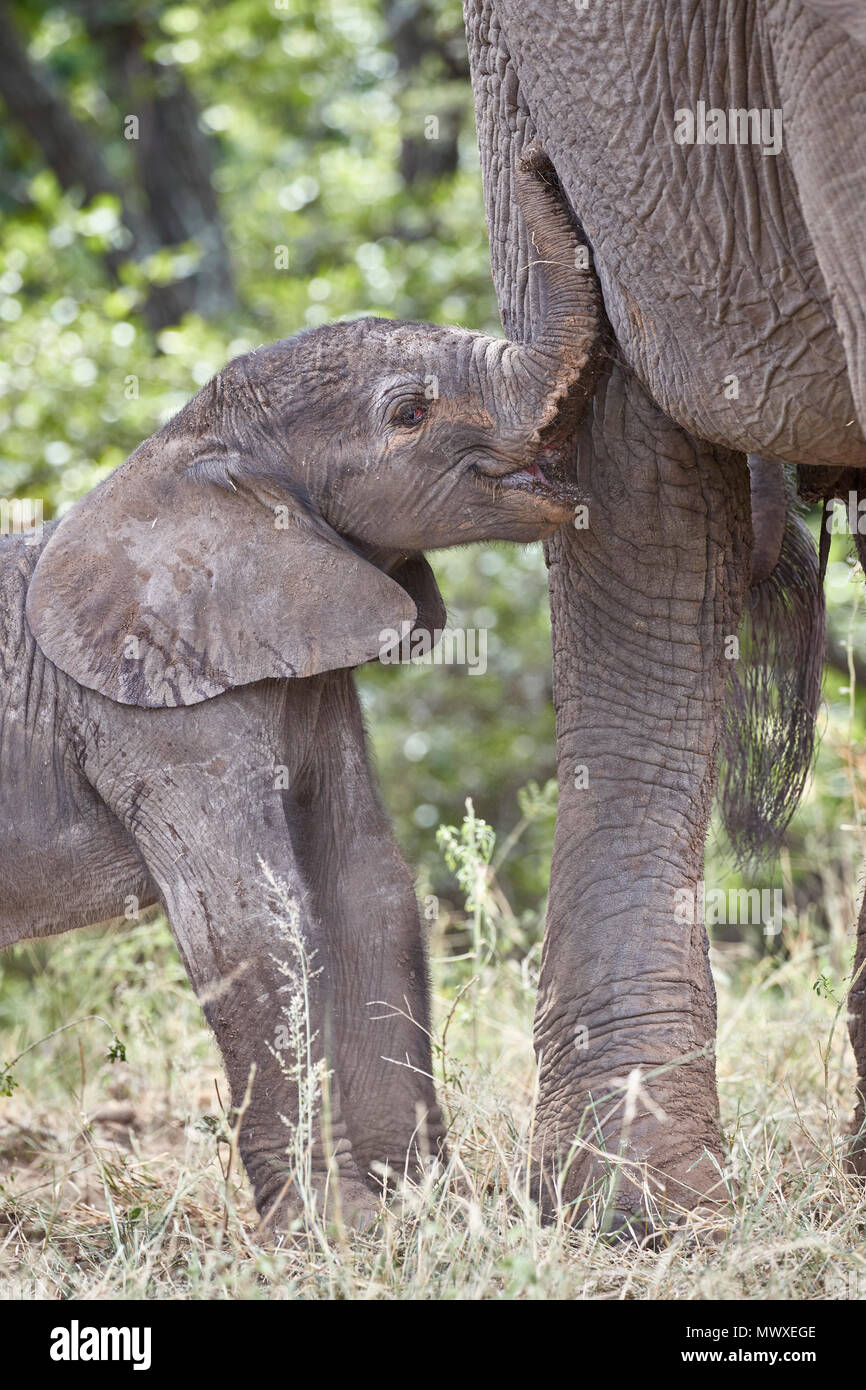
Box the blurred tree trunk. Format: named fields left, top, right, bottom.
left=77, top=1, right=235, bottom=322
left=382, top=0, right=468, bottom=186
left=0, top=3, right=141, bottom=281
left=0, top=1, right=235, bottom=330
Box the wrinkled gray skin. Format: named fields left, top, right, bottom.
left=463, top=0, right=866, bottom=1227
left=0, top=163, right=602, bottom=1229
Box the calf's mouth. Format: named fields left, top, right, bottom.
left=476, top=445, right=575, bottom=505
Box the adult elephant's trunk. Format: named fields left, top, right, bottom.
left=503, top=151, right=603, bottom=440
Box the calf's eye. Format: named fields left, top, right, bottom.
left=394, top=402, right=428, bottom=428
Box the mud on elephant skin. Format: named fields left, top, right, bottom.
left=0, top=158, right=602, bottom=1232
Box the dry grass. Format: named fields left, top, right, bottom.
left=1, top=876, right=865, bottom=1300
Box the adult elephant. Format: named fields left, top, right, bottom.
left=462, top=0, right=866, bottom=1227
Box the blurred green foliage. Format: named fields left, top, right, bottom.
left=1, top=0, right=865, bottom=939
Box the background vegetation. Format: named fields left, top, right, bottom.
left=1, top=0, right=866, bottom=1297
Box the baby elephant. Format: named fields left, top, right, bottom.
left=0, top=158, right=601, bottom=1228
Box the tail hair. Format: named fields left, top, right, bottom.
left=718, top=504, right=824, bottom=866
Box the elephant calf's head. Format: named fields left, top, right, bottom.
left=212, top=314, right=578, bottom=553
left=26, top=156, right=601, bottom=708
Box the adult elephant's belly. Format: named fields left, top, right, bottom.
left=496, top=0, right=866, bottom=468
left=592, top=236, right=866, bottom=470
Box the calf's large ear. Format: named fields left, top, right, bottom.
left=26, top=437, right=417, bottom=708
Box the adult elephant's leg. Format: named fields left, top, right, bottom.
left=847, top=527, right=866, bottom=1175
left=538, top=363, right=750, bottom=1223
left=82, top=685, right=378, bottom=1229
left=292, top=672, right=446, bottom=1185
left=465, top=0, right=750, bottom=1222
left=849, top=892, right=866, bottom=1175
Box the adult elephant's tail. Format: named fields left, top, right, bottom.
left=718, top=463, right=825, bottom=865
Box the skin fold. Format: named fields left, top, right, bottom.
left=0, top=161, right=602, bottom=1229
left=462, top=0, right=866, bottom=1228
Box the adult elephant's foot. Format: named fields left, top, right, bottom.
left=846, top=894, right=866, bottom=1178
left=845, top=1095, right=866, bottom=1179
left=530, top=1064, right=729, bottom=1238
left=349, top=1101, right=450, bottom=1192
left=256, top=1177, right=383, bottom=1239
left=846, top=1142, right=866, bottom=1179
left=252, top=1144, right=384, bottom=1238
